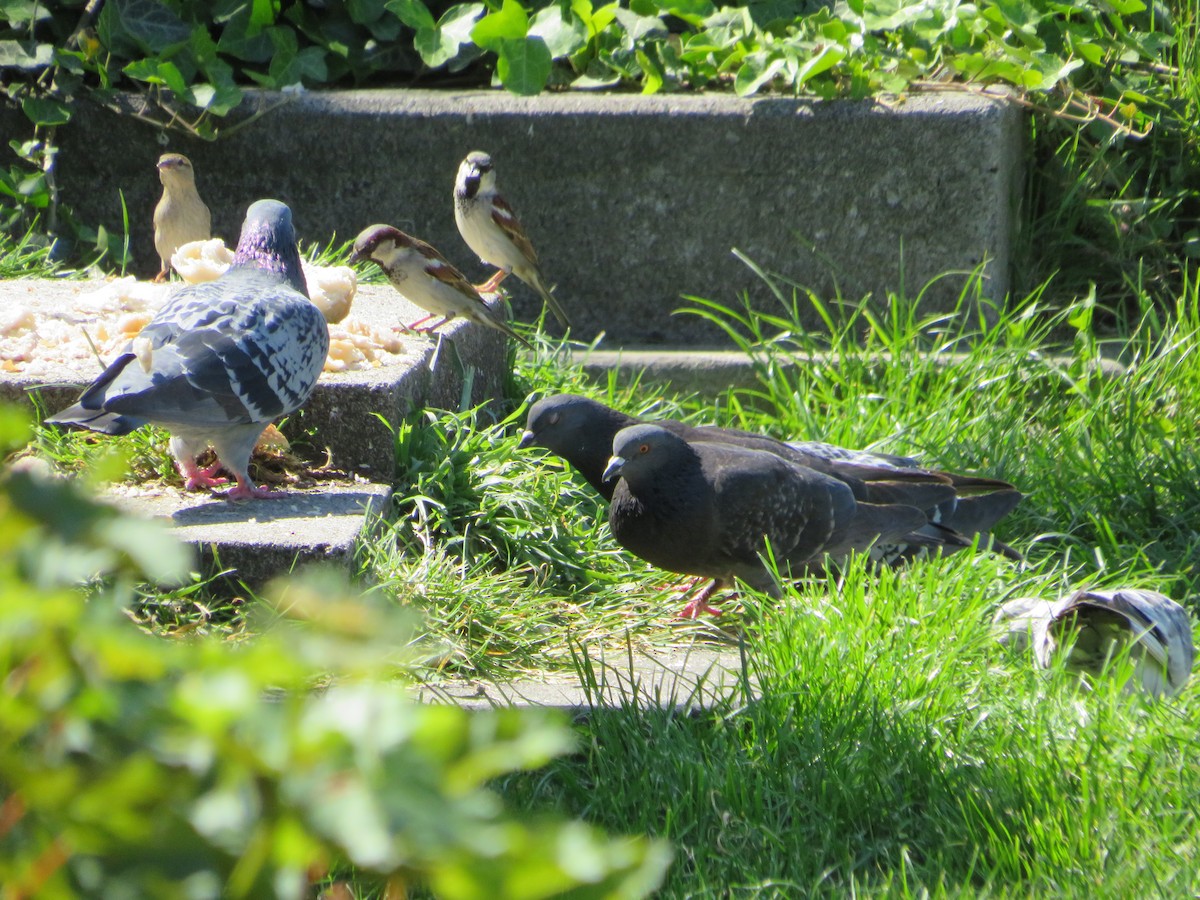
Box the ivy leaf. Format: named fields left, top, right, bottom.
left=20, top=96, right=71, bottom=127
left=613, top=7, right=668, bottom=46
left=636, top=48, right=663, bottom=93
left=648, top=0, right=716, bottom=27
left=216, top=7, right=276, bottom=63
left=0, top=40, right=54, bottom=70
left=529, top=5, right=588, bottom=59
left=795, top=42, right=845, bottom=85
left=734, top=54, right=784, bottom=95
left=410, top=3, right=485, bottom=68
left=97, top=0, right=194, bottom=56
left=472, top=0, right=529, bottom=53
left=495, top=36, right=552, bottom=95
left=386, top=0, right=437, bottom=31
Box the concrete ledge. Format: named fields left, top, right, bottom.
left=0, top=279, right=510, bottom=479
left=571, top=347, right=1128, bottom=397
left=104, top=480, right=393, bottom=585
left=1, top=88, right=1025, bottom=346
left=416, top=645, right=752, bottom=712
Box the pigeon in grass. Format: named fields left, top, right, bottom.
left=603, top=424, right=932, bottom=619
left=454, top=151, right=570, bottom=328
left=994, top=588, right=1195, bottom=697
left=351, top=224, right=531, bottom=348
left=47, top=199, right=329, bottom=501
left=153, top=153, right=211, bottom=283
left=519, top=393, right=1023, bottom=554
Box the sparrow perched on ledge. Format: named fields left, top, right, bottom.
left=351, top=224, right=532, bottom=348
left=453, top=150, right=569, bottom=328
left=153, top=152, right=211, bottom=283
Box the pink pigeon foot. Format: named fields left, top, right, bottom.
left=219, top=475, right=290, bottom=500
left=179, top=458, right=229, bottom=490
left=677, top=580, right=726, bottom=620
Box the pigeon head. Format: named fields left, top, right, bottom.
left=603, top=424, right=695, bottom=485
left=231, top=199, right=308, bottom=296
left=456, top=150, right=495, bottom=200
left=520, top=393, right=621, bottom=451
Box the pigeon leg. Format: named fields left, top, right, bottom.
left=476, top=268, right=510, bottom=294
left=153, top=268, right=170, bottom=283
left=678, top=580, right=727, bottom=619
left=221, top=471, right=290, bottom=501
left=667, top=575, right=704, bottom=597
left=177, top=457, right=230, bottom=490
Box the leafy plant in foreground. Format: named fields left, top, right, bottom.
left=0, top=404, right=671, bottom=898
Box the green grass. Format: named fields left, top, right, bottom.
left=7, top=217, right=1200, bottom=895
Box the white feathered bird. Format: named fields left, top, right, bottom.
left=995, top=587, right=1195, bottom=697
left=47, top=199, right=330, bottom=501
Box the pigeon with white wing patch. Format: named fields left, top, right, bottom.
left=47, top=199, right=329, bottom=501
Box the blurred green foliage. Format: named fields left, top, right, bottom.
left=0, top=404, right=670, bottom=898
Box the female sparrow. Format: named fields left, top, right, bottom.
left=153, top=153, right=211, bottom=282
left=453, top=150, right=569, bottom=328
left=350, top=224, right=531, bottom=348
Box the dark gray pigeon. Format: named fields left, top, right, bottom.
left=46, top=199, right=329, bottom=501
left=519, top=393, right=1023, bottom=556
left=603, top=424, right=932, bottom=618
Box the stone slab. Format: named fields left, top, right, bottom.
left=415, top=645, right=752, bottom=712
left=570, top=347, right=1129, bottom=398
left=1, top=88, right=1025, bottom=346
left=105, top=479, right=393, bottom=586
left=0, top=278, right=511, bottom=479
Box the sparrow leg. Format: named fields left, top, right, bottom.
left=476, top=268, right=510, bottom=294
left=677, top=580, right=727, bottom=620
left=413, top=317, right=451, bottom=334
left=399, top=314, right=438, bottom=331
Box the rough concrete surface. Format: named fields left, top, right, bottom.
left=1, top=89, right=1025, bottom=346
left=417, top=644, right=752, bottom=712
left=104, top=479, right=393, bottom=585
left=0, top=278, right=511, bottom=478
left=571, top=346, right=1129, bottom=398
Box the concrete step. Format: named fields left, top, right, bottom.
left=0, top=277, right=510, bottom=583
left=416, top=644, right=752, bottom=712
left=0, top=88, right=1023, bottom=347
left=570, top=346, right=1128, bottom=398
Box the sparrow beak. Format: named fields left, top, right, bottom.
left=601, top=454, right=626, bottom=483
left=517, top=429, right=537, bottom=450
left=348, top=247, right=368, bottom=265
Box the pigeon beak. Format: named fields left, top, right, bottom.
left=601, top=455, right=626, bottom=483
left=517, top=429, right=536, bottom=450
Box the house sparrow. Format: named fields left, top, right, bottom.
left=350, top=224, right=532, bottom=349
left=152, top=153, right=212, bottom=283
left=453, top=151, right=569, bottom=328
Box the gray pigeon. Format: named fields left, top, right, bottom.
left=603, top=424, right=931, bottom=618
left=519, top=393, right=1023, bottom=555
left=46, top=199, right=330, bottom=501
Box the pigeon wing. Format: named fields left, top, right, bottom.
left=102, top=270, right=329, bottom=427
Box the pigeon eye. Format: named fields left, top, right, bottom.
left=549, top=412, right=559, bottom=425
left=639, top=443, right=650, bottom=455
